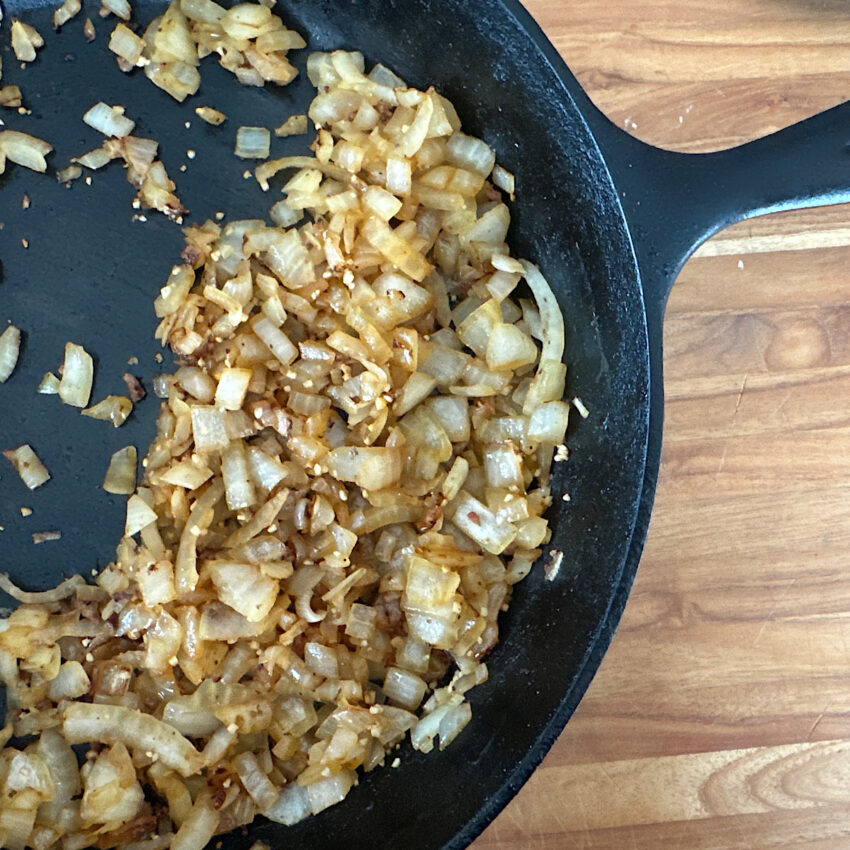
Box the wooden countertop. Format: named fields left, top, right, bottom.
left=475, top=1, right=850, bottom=848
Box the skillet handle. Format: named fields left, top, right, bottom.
left=592, top=98, right=850, bottom=320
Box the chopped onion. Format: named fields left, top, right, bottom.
left=275, top=114, right=308, bottom=137
left=56, top=164, right=83, bottom=183
left=101, top=0, right=131, bottom=19
left=125, top=493, right=158, bottom=536
left=194, top=105, right=227, bottom=125
left=0, top=130, right=52, bottom=172
left=3, top=444, right=50, bottom=490
left=53, top=0, right=81, bottom=29
left=38, top=372, right=60, bottom=394
left=235, top=126, right=271, bottom=159
left=63, top=704, right=202, bottom=777
left=82, top=394, right=133, bottom=427
left=32, top=530, right=61, bottom=544
left=11, top=19, right=43, bottom=63
left=215, top=367, right=251, bottom=411
left=58, top=341, right=94, bottom=408
left=109, top=22, right=145, bottom=66
left=0, top=572, right=83, bottom=603
left=0, top=85, right=22, bottom=108
left=103, top=445, right=137, bottom=494
left=0, top=325, right=21, bottom=382
left=83, top=101, right=136, bottom=137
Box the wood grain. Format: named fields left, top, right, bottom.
left=473, top=0, right=850, bottom=847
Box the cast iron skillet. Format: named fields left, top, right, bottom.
left=0, top=0, right=847, bottom=847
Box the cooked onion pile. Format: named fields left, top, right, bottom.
left=109, top=0, right=305, bottom=101
left=0, top=49, right=570, bottom=850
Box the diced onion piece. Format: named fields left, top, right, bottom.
left=527, top=400, right=570, bottom=445
left=125, top=493, right=158, bottom=536
left=58, top=341, right=94, bottom=407
left=361, top=217, right=432, bottom=282
left=179, top=0, right=225, bottom=24
left=327, top=446, right=402, bottom=491
left=383, top=667, right=427, bottom=710
left=304, top=771, right=355, bottom=815
left=492, top=164, right=515, bottom=195
left=53, top=0, right=81, bottom=29
left=0, top=85, right=22, bottom=108
left=0, top=130, right=52, bottom=172
left=103, top=445, right=137, bottom=494
left=485, top=323, right=538, bottom=371
left=235, top=126, right=270, bottom=159
left=265, top=783, right=310, bottom=826
left=452, top=491, right=517, bottom=555
left=191, top=405, right=230, bottom=452
left=221, top=440, right=257, bottom=510
left=47, top=661, right=90, bottom=701
left=109, top=22, right=145, bottom=67
left=275, top=114, right=308, bottom=137
left=56, top=164, right=83, bottom=183
left=251, top=315, right=297, bottom=366
left=83, top=101, right=136, bottom=137
left=38, top=372, right=60, bottom=394
left=386, top=157, right=412, bottom=195
left=82, top=394, right=133, bottom=427
left=393, top=371, right=437, bottom=417
left=3, top=444, right=50, bottom=490
left=207, top=561, right=278, bottom=622
left=363, top=185, right=402, bottom=221
left=73, top=147, right=113, bottom=170
left=11, top=19, right=43, bottom=63
left=0, top=325, right=21, bottom=382
left=101, top=0, right=131, bottom=20
left=441, top=456, right=469, bottom=501
left=233, top=752, right=279, bottom=811
left=215, top=367, right=251, bottom=411
left=194, top=105, right=227, bottom=125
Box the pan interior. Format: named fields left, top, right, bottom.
left=0, top=1, right=649, bottom=847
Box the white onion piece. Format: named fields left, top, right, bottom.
left=53, top=0, right=81, bottom=28
left=63, top=704, right=202, bottom=777
left=58, top=341, right=94, bottom=408
left=221, top=440, right=256, bottom=510
left=233, top=752, right=279, bottom=811
left=235, top=126, right=270, bottom=159
left=101, top=0, right=131, bottom=20
left=109, top=22, right=145, bottom=66
left=0, top=325, right=20, bottom=382
left=265, top=783, right=311, bottom=826
left=3, top=444, right=50, bottom=490
left=0, top=129, right=52, bottom=172
left=83, top=101, right=136, bottom=137
left=10, top=19, right=43, bottom=63
left=82, top=394, right=133, bottom=427
left=215, top=367, right=251, bottom=411
left=305, top=771, right=355, bottom=815
left=0, top=572, right=82, bottom=603
left=451, top=491, right=517, bottom=555
left=251, top=315, right=297, bottom=366
left=103, top=445, right=137, bottom=494
left=191, top=405, right=230, bottom=452
left=194, top=105, right=227, bottom=125
left=125, top=493, right=158, bottom=536
left=207, top=561, right=277, bottom=622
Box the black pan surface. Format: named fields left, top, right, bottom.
left=0, top=1, right=652, bottom=848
